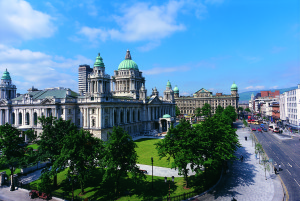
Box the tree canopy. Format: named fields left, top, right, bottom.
left=175, top=105, right=181, bottom=116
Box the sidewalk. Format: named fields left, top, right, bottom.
left=191, top=122, right=284, bottom=201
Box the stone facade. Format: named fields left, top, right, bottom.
left=174, top=84, right=239, bottom=115
left=0, top=50, right=175, bottom=140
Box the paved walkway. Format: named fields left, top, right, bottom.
left=191, top=122, right=284, bottom=201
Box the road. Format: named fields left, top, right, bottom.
left=250, top=124, right=300, bottom=201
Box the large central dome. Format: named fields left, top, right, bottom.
left=118, top=50, right=139, bottom=70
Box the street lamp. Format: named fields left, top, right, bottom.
left=151, top=157, right=153, bottom=190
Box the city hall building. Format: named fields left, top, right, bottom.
left=0, top=50, right=175, bottom=141
left=174, top=83, right=239, bottom=115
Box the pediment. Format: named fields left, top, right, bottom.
left=0, top=99, right=7, bottom=105
left=41, top=98, right=53, bottom=104
left=148, top=96, right=162, bottom=104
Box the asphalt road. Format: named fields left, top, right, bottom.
left=250, top=124, right=300, bottom=201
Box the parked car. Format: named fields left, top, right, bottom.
left=273, top=127, right=280, bottom=133
left=257, top=127, right=262, bottom=132
left=269, top=126, right=273, bottom=131
left=262, top=127, right=268, bottom=132
left=252, top=127, right=256, bottom=131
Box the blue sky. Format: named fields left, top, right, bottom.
left=0, top=0, right=299, bottom=96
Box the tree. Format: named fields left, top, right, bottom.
left=104, top=126, right=144, bottom=196
left=223, top=105, right=237, bottom=123
left=201, top=103, right=212, bottom=117
left=38, top=170, right=52, bottom=195
left=255, top=143, right=264, bottom=164
left=195, top=107, right=202, bottom=117
left=238, top=107, right=244, bottom=113
left=196, top=115, right=240, bottom=175
left=53, top=129, right=104, bottom=195
left=37, top=116, right=78, bottom=187
left=0, top=123, right=26, bottom=191
left=175, top=105, right=181, bottom=116
left=156, top=119, right=197, bottom=188
left=245, top=108, right=251, bottom=113
left=214, top=105, right=224, bottom=116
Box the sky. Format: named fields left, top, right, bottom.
left=0, top=0, right=299, bottom=96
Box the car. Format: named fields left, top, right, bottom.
left=257, top=127, right=262, bottom=132
left=262, top=127, right=268, bottom=132
left=273, top=127, right=280, bottom=133
left=252, top=127, right=256, bottom=131
left=269, top=126, right=273, bottom=131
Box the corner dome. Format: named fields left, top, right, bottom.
left=173, top=85, right=179, bottom=93
left=231, top=82, right=238, bottom=91
left=118, top=50, right=139, bottom=70
left=166, top=80, right=171, bottom=88
left=2, top=69, right=11, bottom=80
left=94, top=53, right=104, bottom=68
left=162, top=114, right=171, bottom=118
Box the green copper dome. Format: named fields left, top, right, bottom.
left=162, top=114, right=171, bottom=118
left=231, top=82, right=238, bottom=91
left=166, top=80, right=171, bottom=88
left=173, top=85, right=179, bottom=93
left=94, top=53, right=104, bottom=68
left=2, top=69, right=11, bottom=80
left=118, top=50, right=139, bottom=70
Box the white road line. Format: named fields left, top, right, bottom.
left=294, top=179, right=300, bottom=188
left=286, top=169, right=291, bottom=175
left=288, top=163, right=292, bottom=167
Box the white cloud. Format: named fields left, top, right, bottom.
left=245, top=86, right=265, bottom=90
left=0, top=44, right=93, bottom=93
left=0, top=0, right=55, bottom=43
left=78, top=1, right=186, bottom=44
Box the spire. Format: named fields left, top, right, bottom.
left=125, top=49, right=132, bottom=60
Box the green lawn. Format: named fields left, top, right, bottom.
left=135, top=138, right=174, bottom=168
left=27, top=144, right=39, bottom=150
left=29, top=167, right=221, bottom=201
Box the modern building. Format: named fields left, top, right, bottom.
left=78, top=64, right=93, bottom=95
left=280, top=84, right=300, bottom=129
left=0, top=50, right=176, bottom=141
left=174, top=82, right=239, bottom=115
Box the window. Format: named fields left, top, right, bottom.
left=61, top=109, right=64, bottom=114
left=69, top=109, right=71, bottom=114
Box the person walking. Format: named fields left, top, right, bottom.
left=279, top=164, right=282, bottom=171
left=274, top=166, right=277, bottom=174
left=240, top=155, right=244, bottom=162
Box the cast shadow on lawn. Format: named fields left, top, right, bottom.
left=134, top=138, right=160, bottom=143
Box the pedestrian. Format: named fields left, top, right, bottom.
left=240, top=155, right=243, bottom=162
left=279, top=164, right=282, bottom=171
left=274, top=167, right=277, bottom=174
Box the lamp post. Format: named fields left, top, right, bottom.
left=151, top=157, right=153, bottom=190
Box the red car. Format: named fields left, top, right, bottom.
left=252, top=127, right=256, bottom=131
left=257, top=127, right=262, bottom=132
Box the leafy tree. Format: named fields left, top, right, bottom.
left=156, top=119, right=197, bottom=187
left=245, top=108, right=251, bottom=113
left=255, top=143, right=264, bottom=163
left=223, top=105, right=237, bottom=123
left=53, top=129, right=104, bottom=194
left=214, top=105, right=224, bottom=116
left=175, top=105, right=181, bottom=116
left=37, top=116, right=78, bottom=187
left=38, top=170, right=52, bottom=195
left=104, top=126, right=144, bottom=196
left=195, top=107, right=202, bottom=117
left=0, top=123, right=26, bottom=191
left=238, top=107, right=244, bottom=113
left=196, top=115, right=240, bottom=174
left=201, top=103, right=212, bottom=117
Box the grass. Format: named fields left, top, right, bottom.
left=29, top=166, right=221, bottom=201
left=134, top=138, right=174, bottom=168
left=27, top=143, right=39, bottom=150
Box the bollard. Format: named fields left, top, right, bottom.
left=245, top=136, right=247, bottom=141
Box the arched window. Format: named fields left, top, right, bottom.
left=12, top=113, right=15, bottom=125
left=114, top=110, right=117, bottom=126
left=120, top=110, right=124, bottom=123
left=138, top=110, right=140, bottom=121
left=133, top=110, right=135, bottom=122
left=26, top=112, right=30, bottom=125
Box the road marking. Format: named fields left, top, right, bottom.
left=294, top=179, right=300, bottom=188
left=286, top=169, right=291, bottom=175
left=288, top=163, right=292, bottom=167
